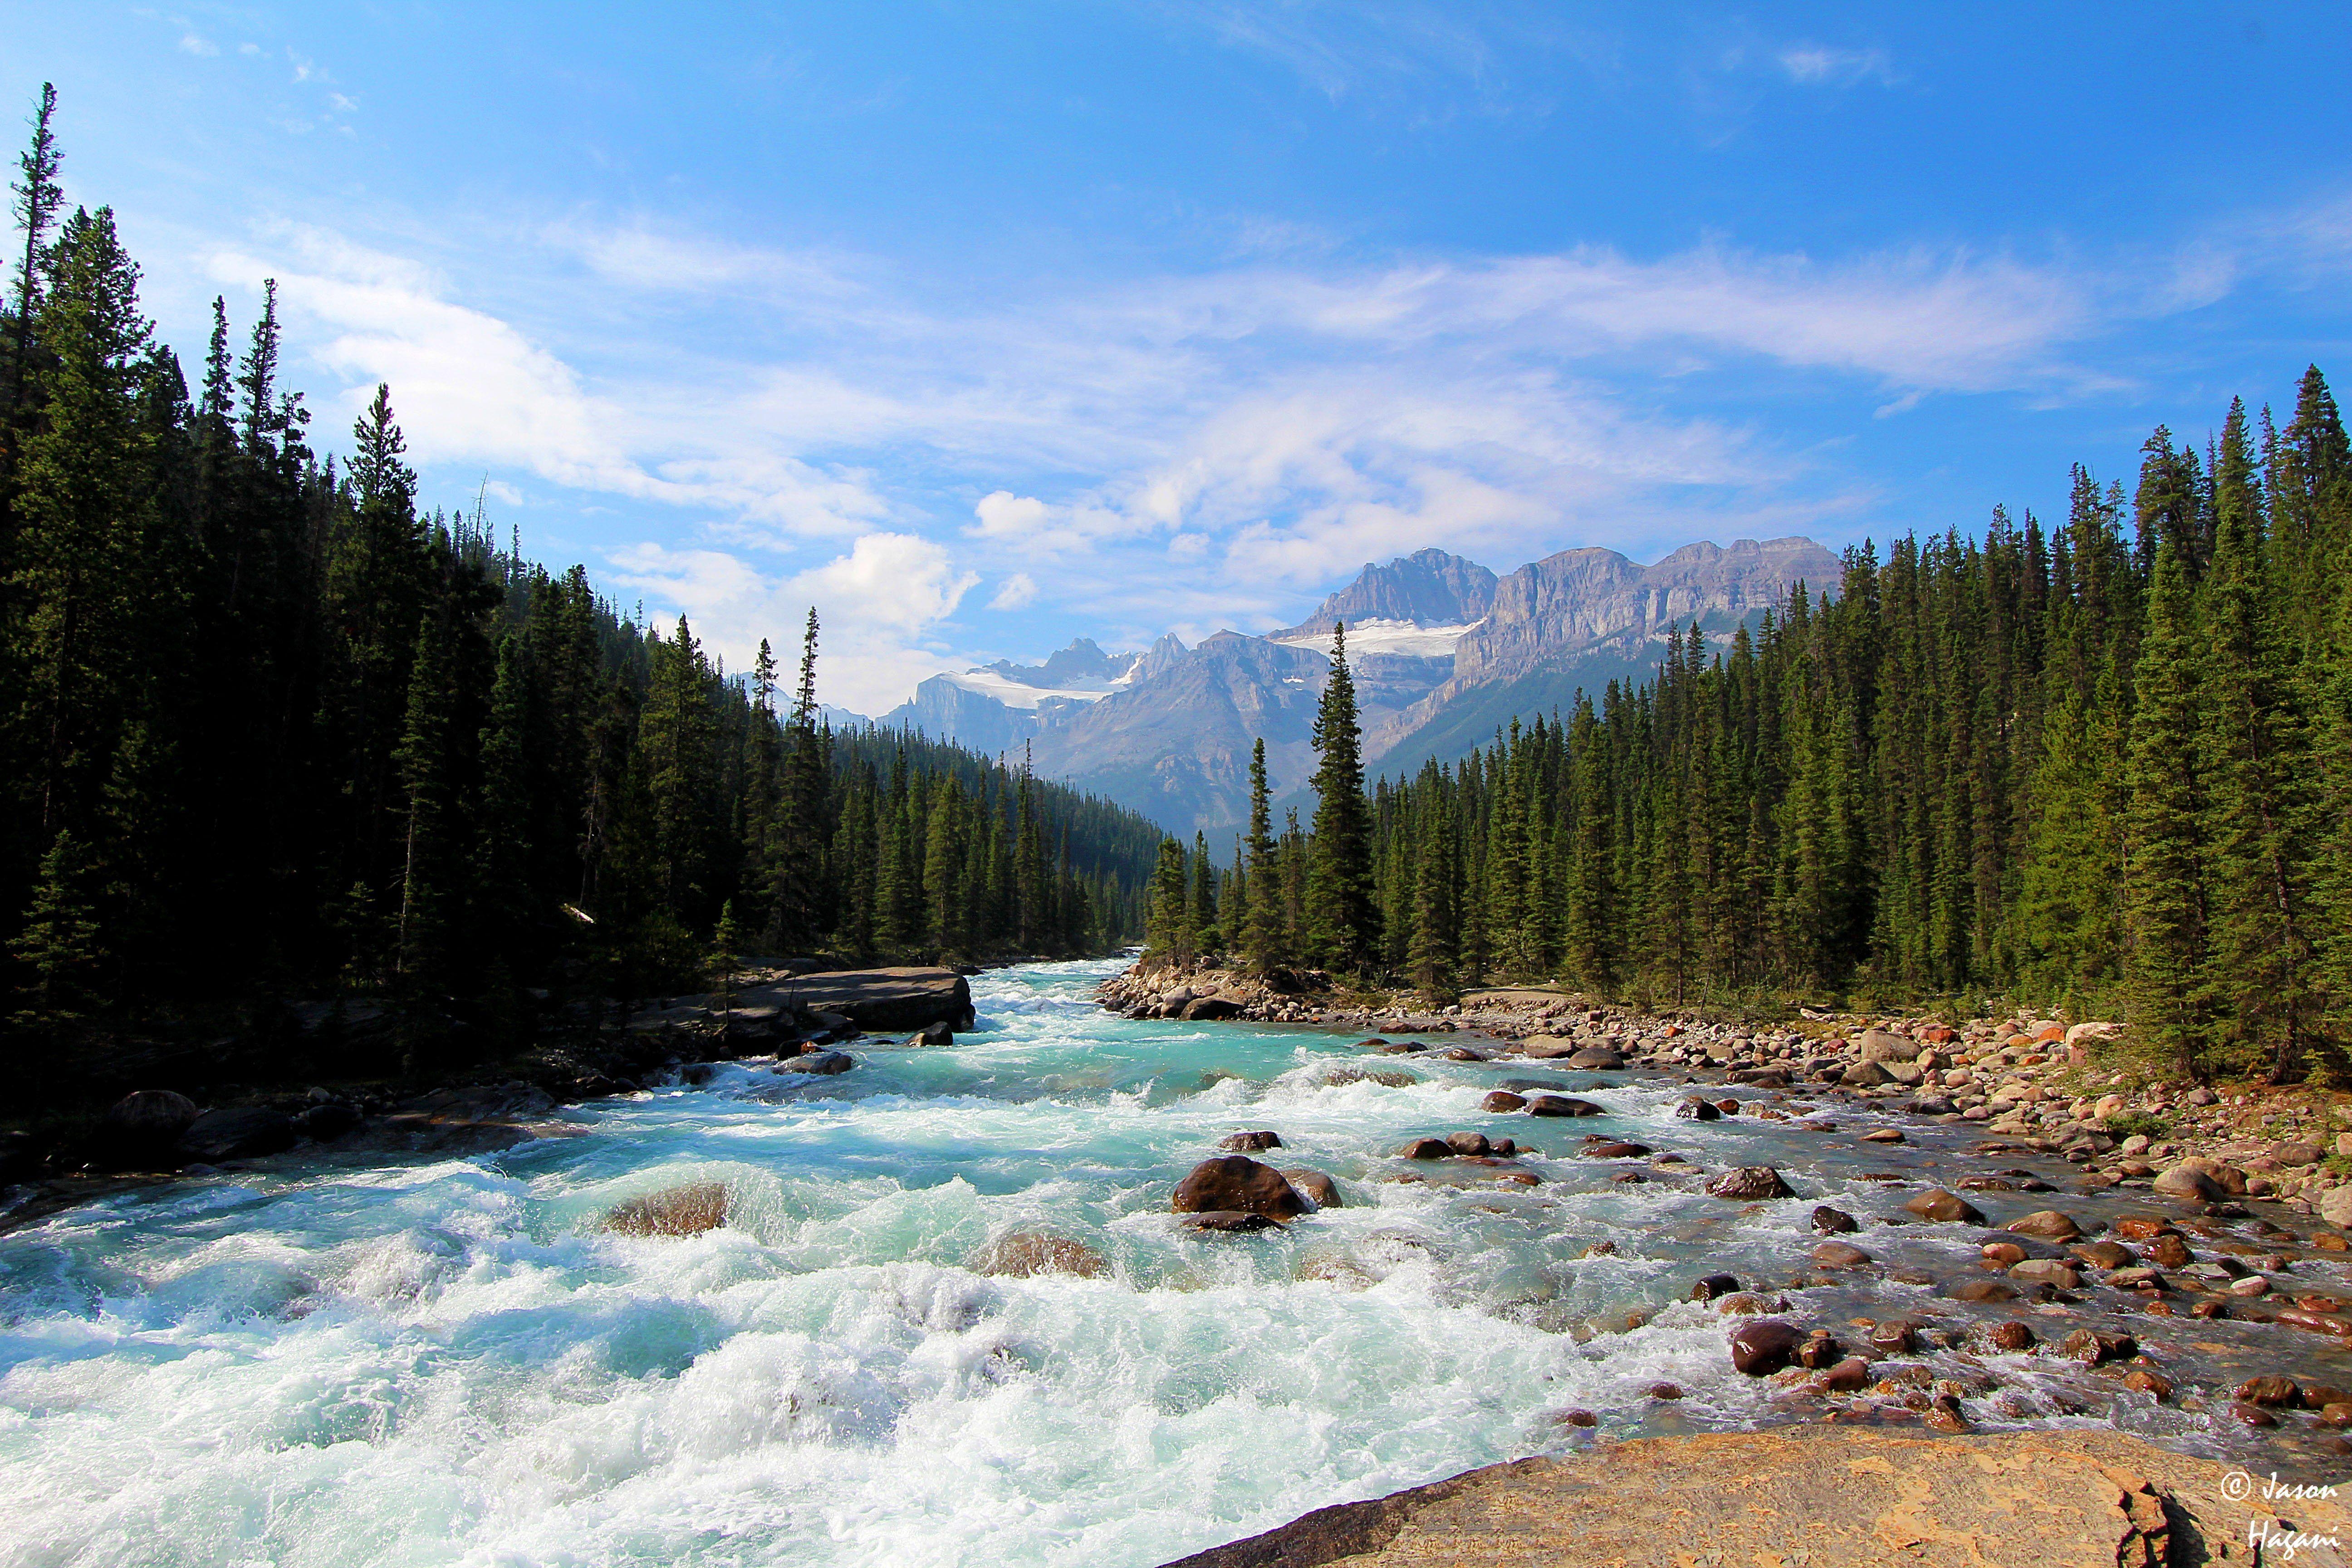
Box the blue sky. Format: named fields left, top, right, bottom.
left=10, top=3, right=2352, bottom=712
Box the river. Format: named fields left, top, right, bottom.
left=2, top=957, right=2345, bottom=1565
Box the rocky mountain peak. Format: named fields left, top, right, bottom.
left=1282, top=548, right=1498, bottom=636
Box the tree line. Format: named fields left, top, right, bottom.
left=0, top=88, right=1155, bottom=1084
left=1149, top=378, right=2352, bottom=1085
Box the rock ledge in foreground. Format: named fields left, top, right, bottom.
left=1157, top=1426, right=2344, bottom=1568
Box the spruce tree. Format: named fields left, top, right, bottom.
left=1303, top=623, right=1377, bottom=973
left=1239, top=737, right=1284, bottom=973
left=2122, top=544, right=2218, bottom=1078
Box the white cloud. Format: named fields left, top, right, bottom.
left=1777, top=45, right=1897, bottom=88
left=204, top=226, right=893, bottom=539
left=239, top=42, right=261, bottom=55
left=989, top=572, right=1038, bottom=610
left=180, top=32, right=218, bottom=57
left=605, top=533, right=976, bottom=715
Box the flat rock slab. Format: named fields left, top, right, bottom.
left=1160, top=1426, right=2350, bottom=1567
left=743, top=967, right=974, bottom=1031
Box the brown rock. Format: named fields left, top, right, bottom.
left=2009, top=1259, right=2081, bottom=1289
left=1524, top=1095, right=1605, bottom=1117
left=1988, top=1321, right=2036, bottom=1351
left=969, top=1231, right=1108, bottom=1279
left=1953, top=1280, right=2017, bottom=1302
left=603, top=1182, right=728, bottom=1237
left=1903, top=1189, right=1987, bottom=1225
left=1811, top=1241, right=1872, bottom=1269
left=2152, top=1164, right=2224, bottom=1201
left=1481, top=1091, right=1528, bottom=1113
left=1182, top=1210, right=1282, bottom=1232
left=1582, top=1141, right=1653, bottom=1159
left=1811, top=1356, right=1872, bottom=1394
left=1812, top=1205, right=1858, bottom=1234
left=1705, top=1166, right=1795, bottom=1200
left=1398, top=1138, right=1454, bottom=1160
left=1730, top=1319, right=1804, bottom=1376
left=1675, top=1097, right=1722, bottom=1121
left=2122, top=1368, right=2174, bottom=1401
left=1690, top=1273, right=1743, bottom=1302
left=1646, top=1382, right=1683, bottom=1400
left=1219, top=1130, right=1284, bottom=1152
left=2057, top=1329, right=2136, bottom=1365
left=1281, top=1168, right=1342, bottom=1210
left=1172, top=1155, right=1311, bottom=1218
left=2005, top=1210, right=2083, bottom=1240
left=2069, top=1240, right=2132, bottom=1269
left=1980, top=1241, right=2028, bottom=1265
left=2234, top=1375, right=2302, bottom=1408
left=1444, top=1132, right=1491, bottom=1157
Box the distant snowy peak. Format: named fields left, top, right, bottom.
left=979, top=636, right=1140, bottom=693
left=1269, top=618, right=1484, bottom=660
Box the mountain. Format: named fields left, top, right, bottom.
left=1279, top=548, right=1497, bottom=636
left=876, top=537, right=1843, bottom=833
left=1372, top=537, right=1842, bottom=763
left=1028, top=632, right=1331, bottom=832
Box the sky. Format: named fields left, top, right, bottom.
left=8, top=3, right=2352, bottom=714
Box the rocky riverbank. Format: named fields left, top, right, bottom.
left=1098, top=964, right=2352, bottom=1223
left=1162, top=1424, right=2348, bottom=1567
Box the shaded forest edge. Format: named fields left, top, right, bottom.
left=1137, top=389, right=2352, bottom=1093
left=0, top=87, right=1160, bottom=1140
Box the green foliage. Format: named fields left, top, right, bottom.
left=2102, top=1111, right=2173, bottom=1142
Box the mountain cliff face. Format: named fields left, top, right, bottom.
left=1028, top=632, right=1330, bottom=831
left=1447, top=537, right=1839, bottom=689
left=1281, top=548, right=1497, bottom=636
left=878, top=537, right=1842, bottom=833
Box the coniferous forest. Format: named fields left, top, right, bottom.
left=1150, top=392, right=2352, bottom=1088
left=0, top=90, right=1157, bottom=1101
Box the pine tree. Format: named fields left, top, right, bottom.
left=1304, top=623, right=1378, bottom=973
left=1143, top=836, right=1191, bottom=965
left=1239, top=737, right=1284, bottom=973
left=1406, top=780, right=1456, bottom=995
left=2200, top=475, right=2323, bottom=1079
left=2122, top=544, right=2218, bottom=1078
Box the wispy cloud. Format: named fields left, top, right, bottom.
left=1776, top=44, right=1898, bottom=88
left=179, top=32, right=218, bottom=57
left=198, top=198, right=2272, bottom=701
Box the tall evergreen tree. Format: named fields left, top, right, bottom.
left=1303, top=623, right=1378, bottom=973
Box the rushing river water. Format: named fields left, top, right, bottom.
left=4, top=957, right=2349, bottom=1566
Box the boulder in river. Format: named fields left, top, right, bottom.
left=1902, top=1189, right=1987, bottom=1225
left=604, top=1181, right=728, bottom=1237
left=1483, top=1091, right=1529, bottom=1112
left=2153, top=1164, right=2224, bottom=1201
left=1690, top=1273, right=1742, bottom=1301
left=100, top=1090, right=199, bottom=1158
left=1675, top=1097, right=1721, bottom=1121
left=1182, top=1210, right=1281, bottom=1233
left=1706, top=1166, right=1794, bottom=1200
left=1219, top=1130, right=1283, bottom=1152
left=1812, top=1205, right=1858, bottom=1234
left=1445, top=1132, right=1491, bottom=1157
left=907, top=1020, right=955, bottom=1047
left=1172, top=1155, right=1311, bottom=1219
left=177, top=1107, right=297, bottom=1163
left=1730, top=1319, right=1803, bottom=1376
left=760, top=967, right=975, bottom=1031
left=1810, top=1241, right=1871, bottom=1269
left=1181, top=995, right=1244, bottom=1021
left=2009, top=1259, right=2081, bottom=1289
left=1524, top=1095, right=1604, bottom=1117
left=1564, top=1048, right=1623, bottom=1070
left=1582, top=1141, right=1654, bottom=1160
left=1281, top=1168, right=1342, bottom=1209
left=794, top=1049, right=856, bottom=1075
left=1399, top=1138, right=1454, bottom=1160
left=970, top=1231, right=1108, bottom=1278
left=2006, top=1210, right=2083, bottom=1240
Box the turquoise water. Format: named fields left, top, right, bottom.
left=1, top=958, right=2343, bottom=1566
